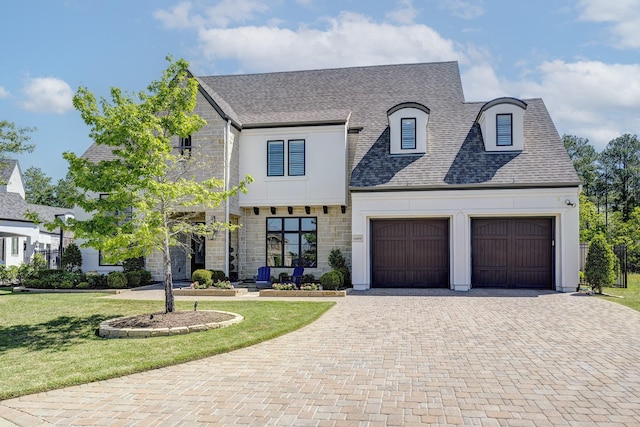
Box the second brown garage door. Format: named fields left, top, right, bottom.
left=371, top=219, right=449, bottom=288
left=472, top=218, right=553, bottom=289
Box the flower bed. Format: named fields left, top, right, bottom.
left=174, top=287, right=248, bottom=296
left=259, top=289, right=347, bottom=297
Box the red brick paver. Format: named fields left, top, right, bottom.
left=1, top=289, right=640, bottom=426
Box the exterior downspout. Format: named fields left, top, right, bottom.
left=224, top=119, right=231, bottom=278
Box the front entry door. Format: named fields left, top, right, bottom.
left=191, top=234, right=205, bottom=273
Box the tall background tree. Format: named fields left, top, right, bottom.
left=598, top=134, right=640, bottom=222
left=59, top=56, right=252, bottom=313
left=23, top=166, right=76, bottom=208
left=0, top=120, right=35, bottom=184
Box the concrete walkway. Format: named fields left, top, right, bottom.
left=2, top=289, right=640, bottom=426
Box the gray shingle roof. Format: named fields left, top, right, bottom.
left=0, top=192, right=70, bottom=233
left=197, top=61, right=579, bottom=189
left=0, top=159, right=18, bottom=184
left=80, top=61, right=580, bottom=190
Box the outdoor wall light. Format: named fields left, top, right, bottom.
left=253, top=207, right=260, bottom=215
left=288, top=206, right=293, bottom=215
left=564, top=199, right=576, bottom=207
left=270, top=207, right=276, bottom=215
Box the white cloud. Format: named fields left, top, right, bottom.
left=518, top=60, right=640, bottom=149
left=154, top=1, right=195, bottom=29
left=578, top=0, right=640, bottom=49
left=20, top=77, right=73, bottom=114
left=154, top=0, right=268, bottom=29
left=0, top=86, right=9, bottom=98
left=196, top=12, right=464, bottom=72
left=386, top=0, right=419, bottom=25
left=438, top=0, right=484, bottom=20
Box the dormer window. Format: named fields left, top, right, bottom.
left=401, top=118, right=417, bottom=149
left=496, top=114, right=512, bottom=146
left=476, top=98, right=527, bottom=152
left=387, top=102, right=430, bottom=155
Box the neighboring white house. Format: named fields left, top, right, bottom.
left=79, top=61, right=581, bottom=291
left=0, top=160, right=74, bottom=268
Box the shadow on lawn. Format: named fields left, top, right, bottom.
left=0, top=314, right=119, bottom=352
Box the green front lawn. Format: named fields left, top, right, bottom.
left=0, top=292, right=334, bottom=399
left=598, top=273, right=640, bottom=312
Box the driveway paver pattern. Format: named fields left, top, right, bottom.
left=1, top=289, right=640, bottom=426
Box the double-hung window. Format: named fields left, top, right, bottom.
left=266, top=217, right=317, bottom=267
left=11, top=237, right=18, bottom=255
left=179, top=135, right=192, bottom=156
left=267, top=140, right=285, bottom=176
left=267, top=139, right=305, bottom=176
left=288, top=139, right=305, bottom=176
left=496, top=114, right=513, bottom=146
left=401, top=118, right=416, bottom=150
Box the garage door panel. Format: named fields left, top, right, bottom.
left=372, top=219, right=449, bottom=288
left=472, top=218, right=553, bottom=289
left=374, top=239, right=406, bottom=268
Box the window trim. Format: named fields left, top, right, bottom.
left=267, top=140, right=285, bottom=177
left=265, top=217, right=317, bottom=268
left=288, top=139, right=305, bottom=176
left=400, top=118, right=417, bottom=150
left=98, top=250, right=122, bottom=266
left=496, top=113, right=513, bottom=147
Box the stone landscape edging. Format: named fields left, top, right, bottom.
left=98, top=310, right=244, bottom=338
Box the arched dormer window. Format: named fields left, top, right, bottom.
left=476, top=97, right=527, bottom=152
left=387, top=102, right=430, bottom=155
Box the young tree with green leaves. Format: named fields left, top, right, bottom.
left=59, top=56, right=252, bottom=313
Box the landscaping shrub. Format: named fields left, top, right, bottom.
left=272, top=283, right=295, bottom=290
left=191, top=269, right=212, bottom=287
left=107, top=271, right=128, bottom=289
left=300, top=283, right=319, bottom=291
left=61, top=243, right=82, bottom=272
left=122, top=257, right=145, bottom=272
left=138, top=270, right=152, bottom=285
left=125, top=271, right=142, bottom=287
left=337, top=267, right=351, bottom=287
left=210, top=270, right=226, bottom=282
left=328, top=248, right=347, bottom=270
left=320, top=270, right=342, bottom=290
left=333, top=269, right=345, bottom=286
left=301, top=273, right=315, bottom=284
left=86, top=273, right=107, bottom=288
left=585, top=234, right=616, bottom=294
left=77, top=281, right=90, bottom=289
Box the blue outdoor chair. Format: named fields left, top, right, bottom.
left=255, top=266, right=272, bottom=289
left=291, top=266, right=304, bottom=287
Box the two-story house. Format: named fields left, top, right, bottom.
left=79, top=61, right=581, bottom=291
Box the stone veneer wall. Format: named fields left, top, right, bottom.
left=238, top=205, right=352, bottom=282
left=146, top=91, right=237, bottom=282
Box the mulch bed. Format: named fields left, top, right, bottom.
left=107, top=311, right=235, bottom=329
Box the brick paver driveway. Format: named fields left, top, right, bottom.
left=2, top=289, right=640, bottom=426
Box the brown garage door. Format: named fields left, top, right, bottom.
left=472, top=218, right=553, bottom=289
left=371, top=219, right=449, bottom=288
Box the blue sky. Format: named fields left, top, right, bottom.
left=1, top=0, right=638, bottom=181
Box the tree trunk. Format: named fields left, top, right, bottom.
left=163, top=233, right=175, bottom=313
